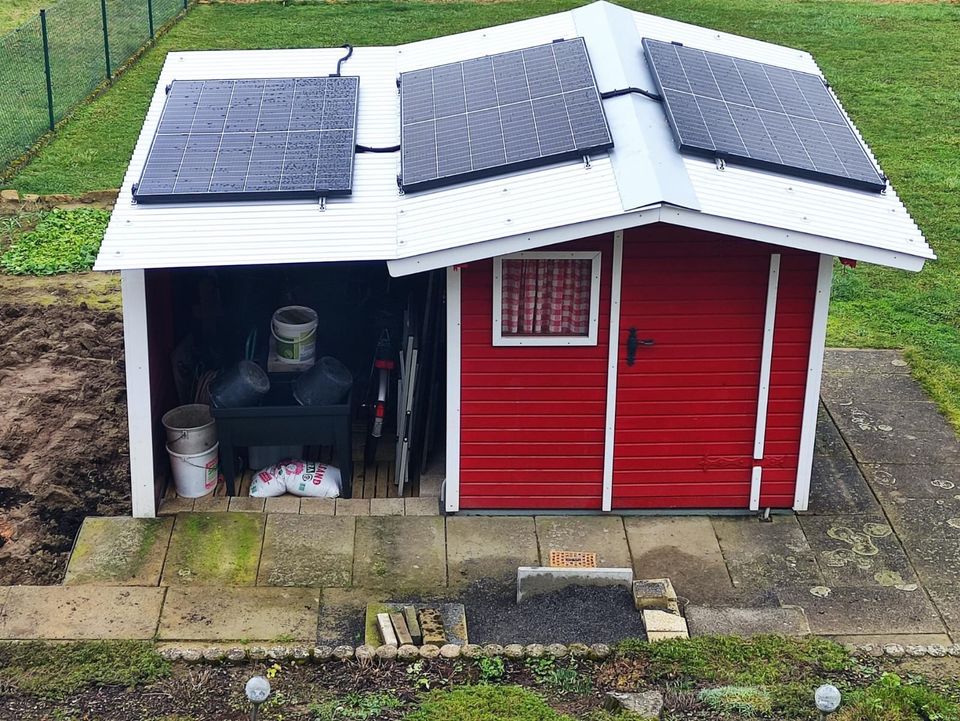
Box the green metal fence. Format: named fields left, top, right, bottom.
left=0, top=0, right=192, bottom=171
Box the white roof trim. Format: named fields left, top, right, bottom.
left=95, top=1, right=933, bottom=274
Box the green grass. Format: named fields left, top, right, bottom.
left=835, top=673, right=960, bottom=721
left=0, top=640, right=170, bottom=700
left=5, top=0, right=960, bottom=424
left=698, top=686, right=774, bottom=716
left=405, top=685, right=573, bottom=721
left=0, top=1, right=46, bottom=35
left=1, top=207, right=109, bottom=275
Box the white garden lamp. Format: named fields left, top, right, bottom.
left=245, top=675, right=271, bottom=721
left=815, top=684, right=841, bottom=720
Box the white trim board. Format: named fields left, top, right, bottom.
left=121, top=269, right=156, bottom=518
left=492, top=251, right=602, bottom=347
left=793, top=254, right=834, bottom=511
left=753, top=253, right=781, bottom=462
left=601, top=231, right=624, bottom=512
left=445, top=266, right=462, bottom=513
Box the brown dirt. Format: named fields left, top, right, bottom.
left=0, top=274, right=129, bottom=585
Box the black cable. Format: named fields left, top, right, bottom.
left=356, top=144, right=400, bottom=153
left=331, top=44, right=353, bottom=77
left=600, top=87, right=662, bottom=102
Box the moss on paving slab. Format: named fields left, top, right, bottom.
left=161, top=512, right=265, bottom=586
left=64, top=516, right=173, bottom=586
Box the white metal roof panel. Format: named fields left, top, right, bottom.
left=96, top=1, right=933, bottom=274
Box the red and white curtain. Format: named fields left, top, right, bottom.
left=501, top=257, right=592, bottom=336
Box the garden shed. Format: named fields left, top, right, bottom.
left=95, top=0, right=933, bottom=518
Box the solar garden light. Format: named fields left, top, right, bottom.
left=245, top=675, right=271, bottom=721
left=815, top=684, right=842, bottom=720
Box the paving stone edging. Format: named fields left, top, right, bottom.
left=158, top=642, right=614, bottom=663
left=850, top=643, right=960, bottom=659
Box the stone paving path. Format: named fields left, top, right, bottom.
left=0, top=349, right=956, bottom=647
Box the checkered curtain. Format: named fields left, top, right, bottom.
left=501, top=258, right=592, bottom=335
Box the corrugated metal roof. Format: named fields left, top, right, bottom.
left=95, top=0, right=934, bottom=273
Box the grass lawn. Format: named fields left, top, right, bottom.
left=0, top=1, right=46, bottom=35
left=4, top=0, right=960, bottom=425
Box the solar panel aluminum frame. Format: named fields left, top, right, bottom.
left=398, top=38, right=614, bottom=193
left=132, top=76, right=360, bottom=205
left=641, top=38, right=886, bottom=193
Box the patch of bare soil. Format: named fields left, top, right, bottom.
left=0, top=299, right=129, bottom=585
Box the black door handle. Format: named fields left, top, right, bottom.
left=626, top=327, right=654, bottom=367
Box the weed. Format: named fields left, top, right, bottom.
left=476, top=656, right=506, bottom=684
left=266, top=662, right=283, bottom=680
left=0, top=208, right=109, bottom=275
left=0, top=640, right=169, bottom=700
left=405, top=685, right=573, bottom=721
left=407, top=660, right=432, bottom=691
left=835, top=673, right=960, bottom=721
left=525, top=657, right=591, bottom=695
left=310, top=691, right=403, bottom=721
left=698, top=686, right=774, bottom=716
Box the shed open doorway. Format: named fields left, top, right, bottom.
left=144, top=262, right=446, bottom=513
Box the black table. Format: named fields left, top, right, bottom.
left=211, top=395, right=353, bottom=498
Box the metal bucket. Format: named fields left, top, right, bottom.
left=161, top=404, right=216, bottom=454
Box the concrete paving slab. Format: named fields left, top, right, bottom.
left=807, top=452, right=883, bottom=516
left=821, top=372, right=932, bottom=405
left=623, top=517, right=734, bottom=603
left=229, top=497, right=266, bottom=512
left=318, top=587, right=389, bottom=645
left=264, top=496, right=302, bottom=514
left=0, top=586, right=164, bottom=640
left=901, top=536, right=960, bottom=587
left=447, top=517, right=539, bottom=587
left=161, top=513, right=265, bottom=587
left=158, top=497, right=194, bottom=516
left=64, top=516, right=173, bottom=586
left=883, top=497, right=960, bottom=539
left=405, top=497, right=441, bottom=516
left=813, top=405, right=852, bottom=458
left=300, top=498, right=336, bottom=515
left=336, top=498, right=370, bottom=516
left=370, top=498, right=405, bottom=516
left=827, top=400, right=960, bottom=464
left=823, top=349, right=911, bottom=376
left=685, top=605, right=810, bottom=637
left=777, top=585, right=945, bottom=636
left=193, top=496, right=229, bottom=513
left=862, top=463, right=960, bottom=503
left=714, top=516, right=823, bottom=591
left=353, top=516, right=446, bottom=591
left=924, top=583, right=960, bottom=635
left=258, top=514, right=355, bottom=587
left=799, top=515, right=918, bottom=589
left=535, top=516, right=631, bottom=568
left=158, top=586, right=320, bottom=641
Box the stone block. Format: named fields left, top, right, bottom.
left=264, top=495, right=301, bottom=514
left=516, top=566, right=633, bottom=602
left=299, top=498, right=336, bottom=515
left=0, top=189, right=19, bottom=203
left=228, top=497, right=265, bottom=512
left=405, top=497, right=440, bottom=516
left=685, top=605, right=810, bottom=637
left=632, top=578, right=678, bottom=612
left=370, top=498, right=405, bottom=516
left=336, top=498, right=370, bottom=516
left=419, top=607, right=445, bottom=646
left=642, top=609, right=689, bottom=640
left=604, top=691, right=664, bottom=720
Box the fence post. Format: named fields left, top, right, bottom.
left=147, top=0, right=155, bottom=39
left=39, top=10, right=55, bottom=132
left=99, top=0, right=112, bottom=80
left=183, top=0, right=188, bottom=9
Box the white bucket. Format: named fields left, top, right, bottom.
left=271, top=306, right=318, bottom=364
left=162, top=404, right=216, bottom=455
left=167, top=442, right=219, bottom=498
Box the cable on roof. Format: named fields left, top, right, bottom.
left=331, top=44, right=353, bottom=77
left=600, top=87, right=662, bottom=102
left=356, top=144, right=400, bottom=153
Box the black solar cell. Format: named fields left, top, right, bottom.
left=134, top=76, right=359, bottom=203
left=643, top=38, right=885, bottom=192
left=399, top=38, right=613, bottom=192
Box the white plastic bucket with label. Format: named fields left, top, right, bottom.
left=167, top=442, right=219, bottom=498
left=272, top=306, right=318, bottom=364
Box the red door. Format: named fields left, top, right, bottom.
left=612, top=228, right=769, bottom=509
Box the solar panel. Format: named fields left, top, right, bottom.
left=642, top=39, right=885, bottom=192
left=133, top=77, right=359, bottom=204
left=399, top=38, right=613, bottom=193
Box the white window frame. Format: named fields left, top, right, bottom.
left=492, top=251, right=602, bottom=347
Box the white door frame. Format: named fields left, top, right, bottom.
left=750, top=253, right=781, bottom=511
left=601, top=230, right=624, bottom=511
left=121, top=268, right=157, bottom=518
left=444, top=266, right=462, bottom=512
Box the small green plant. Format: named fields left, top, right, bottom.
left=476, top=655, right=506, bottom=684
left=525, top=657, right=590, bottom=695
left=525, top=657, right=556, bottom=686
left=407, top=659, right=432, bottom=691
left=0, top=208, right=110, bottom=275
left=311, top=691, right=403, bottom=721
left=698, top=686, right=773, bottom=716
left=836, top=673, right=960, bottom=721
left=405, top=685, right=573, bottom=721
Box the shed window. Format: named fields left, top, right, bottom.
left=493, top=251, right=601, bottom=346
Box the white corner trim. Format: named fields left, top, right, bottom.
left=749, top=465, right=763, bottom=512
left=445, top=266, right=462, bottom=513
left=602, top=231, right=624, bottom=512
left=121, top=268, right=156, bottom=518
left=753, top=253, right=781, bottom=461
left=491, top=251, right=602, bottom=346
left=793, top=254, right=834, bottom=511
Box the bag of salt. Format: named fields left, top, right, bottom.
left=249, top=464, right=287, bottom=497
left=281, top=460, right=341, bottom=498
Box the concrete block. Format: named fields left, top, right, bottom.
left=405, top=497, right=441, bottom=516
left=264, top=495, right=301, bottom=514
left=516, top=566, right=633, bottom=602
left=685, top=605, right=811, bottom=637
left=336, top=498, right=370, bottom=516
left=228, top=497, right=265, bottom=512
left=370, top=498, right=405, bottom=516
left=642, top=609, right=689, bottom=640
left=632, top=578, right=678, bottom=611
left=299, top=498, right=336, bottom=515
left=0, top=189, right=19, bottom=203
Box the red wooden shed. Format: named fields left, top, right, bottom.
left=97, top=2, right=932, bottom=517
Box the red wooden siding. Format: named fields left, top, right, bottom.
left=612, top=225, right=817, bottom=509
left=458, top=235, right=613, bottom=510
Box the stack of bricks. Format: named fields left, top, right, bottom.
left=632, top=578, right=689, bottom=641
